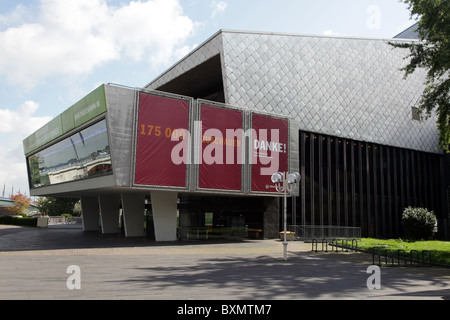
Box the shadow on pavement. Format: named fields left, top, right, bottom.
left=109, top=252, right=450, bottom=300
left=0, top=226, right=247, bottom=251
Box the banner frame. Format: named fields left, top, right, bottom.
left=248, top=110, right=291, bottom=196
left=131, top=89, right=194, bottom=191
left=194, top=99, right=247, bottom=194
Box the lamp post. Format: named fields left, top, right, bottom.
left=271, top=171, right=301, bottom=261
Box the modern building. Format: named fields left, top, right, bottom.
left=23, top=30, right=449, bottom=241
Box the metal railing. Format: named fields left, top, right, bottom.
left=179, top=227, right=209, bottom=241
left=288, top=225, right=361, bottom=240
left=48, top=216, right=83, bottom=225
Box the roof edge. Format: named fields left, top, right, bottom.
left=144, top=28, right=421, bottom=89
left=144, top=30, right=224, bottom=89
left=218, top=29, right=422, bottom=42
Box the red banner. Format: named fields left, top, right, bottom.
left=251, top=114, right=289, bottom=192
left=198, top=104, right=243, bottom=191
left=135, top=93, right=190, bottom=187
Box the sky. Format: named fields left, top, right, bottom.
left=0, top=0, right=417, bottom=197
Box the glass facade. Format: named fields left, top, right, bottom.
left=28, top=119, right=112, bottom=189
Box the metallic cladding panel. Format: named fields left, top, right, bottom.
left=147, top=31, right=440, bottom=154
left=289, top=119, right=300, bottom=196
left=147, top=32, right=224, bottom=91
left=104, top=84, right=137, bottom=187
left=220, top=31, right=439, bottom=153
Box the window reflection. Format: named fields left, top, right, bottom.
left=28, top=120, right=112, bottom=188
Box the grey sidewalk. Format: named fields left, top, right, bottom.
left=0, top=225, right=449, bottom=300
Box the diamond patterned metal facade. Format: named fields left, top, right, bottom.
left=147, top=30, right=439, bottom=154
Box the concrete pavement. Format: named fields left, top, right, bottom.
left=0, top=225, right=449, bottom=300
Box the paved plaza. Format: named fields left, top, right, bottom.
left=0, top=225, right=449, bottom=300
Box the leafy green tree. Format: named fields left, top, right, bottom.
left=390, top=0, right=450, bottom=152
left=52, top=198, right=79, bottom=216
left=35, top=197, right=55, bottom=216
left=35, top=196, right=79, bottom=216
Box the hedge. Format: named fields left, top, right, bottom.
left=0, top=216, right=37, bottom=227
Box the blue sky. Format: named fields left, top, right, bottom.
left=0, top=0, right=416, bottom=196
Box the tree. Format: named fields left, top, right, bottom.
left=35, top=197, right=55, bottom=216
left=52, top=198, right=79, bottom=216
left=72, top=200, right=82, bottom=217
left=402, top=207, right=437, bottom=240
left=7, top=193, right=32, bottom=216
left=35, top=196, right=79, bottom=216
left=390, top=0, right=450, bottom=152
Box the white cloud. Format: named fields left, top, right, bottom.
left=211, top=1, right=228, bottom=19
left=323, top=29, right=340, bottom=36
left=0, top=101, right=53, bottom=195
left=0, top=0, right=196, bottom=88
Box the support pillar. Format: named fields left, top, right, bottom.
left=151, top=191, right=178, bottom=242
left=80, top=196, right=100, bottom=231
left=98, top=195, right=121, bottom=234
left=121, top=194, right=145, bottom=237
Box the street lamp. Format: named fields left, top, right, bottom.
left=271, top=171, right=301, bottom=261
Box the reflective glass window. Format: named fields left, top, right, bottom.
left=28, top=119, right=112, bottom=188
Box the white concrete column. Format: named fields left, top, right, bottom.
left=98, top=195, right=121, bottom=234
left=121, top=194, right=145, bottom=237
left=80, top=196, right=100, bottom=231
left=151, top=191, right=178, bottom=242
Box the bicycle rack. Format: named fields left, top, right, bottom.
left=385, top=249, right=395, bottom=266
left=410, top=250, right=420, bottom=266
left=351, top=239, right=359, bottom=251
left=312, top=239, right=329, bottom=252
left=422, top=250, right=432, bottom=265
left=397, top=249, right=408, bottom=266
left=311, top=238, right=360, bottom=252
left=372, top=249, right=433, bottom=267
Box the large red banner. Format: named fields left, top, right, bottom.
left=135, top=93, right=190, bottom=187
left=251, top=114, right=289, bottom=192
left=198, top=104, right=243, bottom=191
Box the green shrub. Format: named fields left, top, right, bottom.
left=0, top=215, right=37, bottom=227
left=402, top=207, right=437, bottom=240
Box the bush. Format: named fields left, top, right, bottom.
left=402, top=207, right=437, bottom=240
left=0, top=215, right=37, bottom=227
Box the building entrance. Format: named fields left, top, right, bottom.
left=178, top=195, right=266, bottom=240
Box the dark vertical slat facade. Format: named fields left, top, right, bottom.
left=297, top=131, right=448, bottom=239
